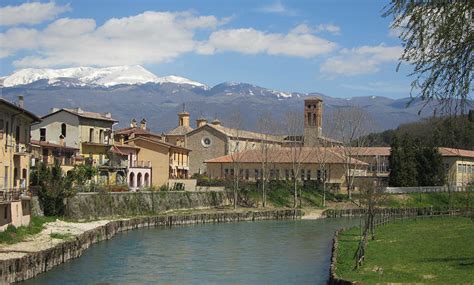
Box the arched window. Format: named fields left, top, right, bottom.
left=129, top=172, right=135, bottom=188
left=61, top=123, right=67, bottom=137
left=144, top=173, right=150, bottom=187
left=137, top=173, right=142, bottom=188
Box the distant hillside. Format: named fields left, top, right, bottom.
left=364, top=114, right=474, bottom=150
left=1, top=65, right=472, bottom=133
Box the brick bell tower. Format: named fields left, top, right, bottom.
left=303, top=97, right=323, bottom=146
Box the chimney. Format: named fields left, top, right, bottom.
left=18, top=95, right=24, bottom=109
left=74, top=107, right=83, bottom=114
left=211, top=118, right=221, bottom=126
left=140, top=118, right=147, bottom=130
left=104, top=112, right=112, bottom=118
left=130, top=118, right=137, bottom=128
left=196, top=118, right=208, bottom=128
left=120, top=135, right=125, bottom=145
left=50, top=107, right=60, bottom=113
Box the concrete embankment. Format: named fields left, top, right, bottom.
left=65, top=191, right=232, bottom=219
left=0, top=209, right=301, bottom=284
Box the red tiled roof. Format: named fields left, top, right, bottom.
left=30, top=140, right=79, bottom=150
left=438, top=147, right=474, bottom=158
left=125, top=136, right=191, bottom=152
left=115, top=126, right=162, bottom=138
left=205, top=147, right=367, bottom=165
left=0, top=98, right=40, bottom=122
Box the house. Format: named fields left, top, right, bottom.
left=30, top=140, right=81, bottom=173
left=115, top=120, right=190, bottom=190
left=347, top=147, right=474, bottom=188
left=31, top=107, right=120, bottom=185
left=0, top=97, right=40, bottom=230
left=205, top=147, right=368, bottom=191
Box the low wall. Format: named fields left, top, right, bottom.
left=65, top=191, right=231, bottom=219
left=323, top=207, right=437, bottom=218
left=0, top=209, right=301, bottom=283
left=382, top=186, right=465, bottom=194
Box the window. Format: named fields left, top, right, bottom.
left=40, top=128, right=46, bottom=141
left=285, top=169, right=290, bottom=180
left=201, top=137, right=212, bottom=148
left=245, top=169, right=249, bottom=180
left=255, top=169, right=259, bottom=180
left=89, top=128, right=94, bottom=143
left=99, top=130, right=104, bottom=144
left=61, top=123, right=66, bottom=137
left=275, top=169, right=280, bottom=180
left=0, top=119, right=4, bottom=130
left=15, top=126, right=20, bottom=143
left=301, top=170, right=305, bottom=181
left=4, top=206, right=7, bottom=219
left=306, top=169, right=311, bottom=181
left=224, top=169, right=229, bottom=178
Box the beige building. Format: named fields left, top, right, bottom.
left=0, top=97, right=39, bottom=230
left=205, top=147, right=367, bottom=190
left=348, top=147, right=474, bottom=188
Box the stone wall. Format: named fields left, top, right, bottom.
left=65, top=191, right=231, bottom=219
left=0, top=209, right=302, bottom=283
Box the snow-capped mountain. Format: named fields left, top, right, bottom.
left=2, top=65, right=207, bottom=88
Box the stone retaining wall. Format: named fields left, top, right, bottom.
left=0, top=209, right=301, bottom=283
left=65, top=191, right=231, bottom=219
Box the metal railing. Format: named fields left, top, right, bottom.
left=383, top=186, right=467, bottom=194
left=130, top=160, right=151, bottom=168
left=0, top=188, right=29, bottom=202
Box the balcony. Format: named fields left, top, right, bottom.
left=14, top=143, right=30, bottom=155
left=130, top=160, right=151, bottom=168
left=0, top=188, right=29, bottom=203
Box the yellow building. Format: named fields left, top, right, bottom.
left=124, top=136, right=191, bottom=188
left=0, top=97, right=40, bottom=230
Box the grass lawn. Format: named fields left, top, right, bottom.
left=381, top=192, right=474, bottom=209
left=0, top=216, right=57, bottom=244
left=336, top=217, right=474, bottom=284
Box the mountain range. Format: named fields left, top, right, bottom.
left=0, top=65, right=468, bottom=134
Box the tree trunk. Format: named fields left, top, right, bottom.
left=323, top=181, right=326, bottom=207
left=293, top=179, right=298, bottom=208
left=262, top=179, right=266, bottom=208
left=233, top=177, right=238, bottom=209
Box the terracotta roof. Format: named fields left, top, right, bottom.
left=125, top=136, right=191, bottom=152
left=207, top=124, right=284, bottom=142
left=205, top=147, right=368, bottom=165
left=0, top=98, right=41, bottom=122
left=108, top=145, right=127, bottom=156
left=336, top=147, right=474, bottom=158
left=167, top=125, right=194, bottom=136
left=41, top=108, right=117, bottom=122
left=438, top=147, right=474, bottom=158
left=115, top=127, right=162, bottom=138
left=30, top=140, right=79, bottom=151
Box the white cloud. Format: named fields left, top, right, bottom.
left=257, top=1, right=295, bottom=16
left=320, top=44, right=402, bottom=76
left=2, top=11, right=223, bottom=67
left=200, top=27, right=337, bottom=57
left=291, top=24, right=340, bottom=35
left=0, top=1, right=70, bottom=26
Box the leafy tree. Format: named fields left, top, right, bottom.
left=416, top=146, right=445, bottom=186
left=69, top=164, right=98, bottom=191
left=30, top=162, right=75, bottom=216
left=383, top=0, right=473, bottom=114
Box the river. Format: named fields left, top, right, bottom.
left=22, top=218, right=359, bottom=285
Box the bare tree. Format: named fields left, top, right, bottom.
left=257, top=112, right=277, bottom=208
left=332, top=106, right=371, bottom=199
left=284, top=111, right=312, bottom=208
left=228, top=111, right=247, bottom=209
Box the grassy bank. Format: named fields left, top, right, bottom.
left=336, top=217, right=474, bottom=284
left=381, top=192, right=474, bottom=209
left=0, top=216, right=57, bottom=244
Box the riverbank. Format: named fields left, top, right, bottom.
left=332, top=216, right=474, bottom=284
left=0, top=208, right=301, bottom=283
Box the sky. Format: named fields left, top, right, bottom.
left=0, top=0, right=414, bottom=98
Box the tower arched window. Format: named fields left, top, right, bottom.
left=61, top=123, right=66, bottom=137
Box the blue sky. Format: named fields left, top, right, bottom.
left=0, top=0, right=414, bottom=98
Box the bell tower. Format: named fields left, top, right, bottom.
left=178, top=103, right=190, bottom=127
left=303, top=97, right=323, bottom=146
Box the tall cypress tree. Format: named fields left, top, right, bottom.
left=389, top=136, right=403, bottom=186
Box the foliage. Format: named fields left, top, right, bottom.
left=69, top=164, right=98, bottom=192
left=336, top=217, right=474, bottom=284
left=50, top=232, right=74, bottom=240
left=30, top=162, right=75, bottom=216
left=389, top=135, right=445, bottom=187
left=364, top=115, right=474, bottom=150
left=192, top=174, right=227, bottom=187
left=383, top=1, right=473, bottom=114
left=0, top=216, right=57, bottom=244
